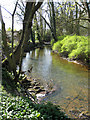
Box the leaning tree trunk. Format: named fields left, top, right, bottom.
left=18, top=1, right=43, bottom=75
left=10, top=2, right=43, bottom=64
left=1, top=0, right=18, bottom=77
left=2, top=1, right=43, bottom=79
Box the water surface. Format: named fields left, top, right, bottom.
left=22, top=46, right=88, bottom=117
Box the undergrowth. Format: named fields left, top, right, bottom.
left=52, top=35, right=89, bottom=65
left=0, top=92, right=70, bottom=120
left=1, top=68, right=70, bottom=120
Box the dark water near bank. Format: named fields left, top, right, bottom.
left=22, top=46, right=88, bottom=117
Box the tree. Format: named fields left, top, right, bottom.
left=2, top=0, right=18, bottom=77
left=57, top=1, right=89, bottom=36
left=75, top=2, right=80, bottom=35
left=34, top=13, right=42, bottom=44
left=48, top=1, right=57, bottom=41
left=16, top=1, right=43, bottom=77
left=2, top=1, right=43, bottom=81
left=50, top=0, right=57, bottom=41
left=30, top=27, right=35, bottom=45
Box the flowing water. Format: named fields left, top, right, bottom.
left=22, top=46, right=88, bottom=117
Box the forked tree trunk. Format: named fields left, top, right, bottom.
left=2, top=1, right=43, bottom=81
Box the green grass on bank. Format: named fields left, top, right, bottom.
left=1, top=68, right=70, bottom=120
left=52, top=35, right=89, bottom=65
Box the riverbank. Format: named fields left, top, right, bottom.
left=52, top=50, right=89, bottom=70
left=18, top=73, right=56, bottom=103
left=1, top=68, right=69, bottom=120
left=2, top=44, right=89, bottom=119
left=52, top=35, right=89, bottom=69
left=2, top=65, right=89, bottom=119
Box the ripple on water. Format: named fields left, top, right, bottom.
left=22, top=46, right=88, bottom=118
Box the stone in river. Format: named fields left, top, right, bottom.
left=28, top=88, right=35, bottom=93
left=34, top=86, right=41, bottom=89
left=35, top=83, right=40, bottom=86
left=69, top=109, right=81, bottom=115
left=79, top=111, right=90, bottom=119
left=36, top=91, right=46, bottom=100
left=36, top=89, right=45, bottom=93
left=66, top=96, right=71, bottom=100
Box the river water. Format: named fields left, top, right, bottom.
left=22, top=46, right=88, bottom=118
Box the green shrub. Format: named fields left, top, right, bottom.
left=34, top=102, right=69, bottom=120
left=52, top=35, right=89, bottom=64
left=51, top=35, right=66, bottom=46
left=69, top=37, right=88, bottom=62
left=52, top=41, right=62, bottom=52
left=57, top=35, right=66, bottom=41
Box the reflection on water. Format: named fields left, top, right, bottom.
left=22, top=46, right=88, bottom=117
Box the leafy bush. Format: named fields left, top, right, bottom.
left=34, top=102, right=69, bottom=120
left=52, top=41, right=62, bottom=52
left=52, top=35, right=89, bottom=64
left=57, top=35, right=66, bottom=41
left=51, top=35, right=66, bottom=46
left=0, top=93, right=70, bottom=120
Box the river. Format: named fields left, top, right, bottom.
left=22, top=46, right=88, bottom=118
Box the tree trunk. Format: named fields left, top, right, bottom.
left=75, top=2, right=80, bottom=35
left=51, top=1, right=56, bottom=39
left=2, top=1, right=43, bottom=77
left=35, top=13, right=42, bottom=44
left=18, top=1, right=43, bottom=75
left=31, top=27, right=35, bottom=45
left=49, top=1, right=57, bottom=41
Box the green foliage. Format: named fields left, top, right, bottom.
left=0, top=94, right=41, bottom=120
left=44, top=30, right=52, bottom=42
left=0, top=92, right=69, bottom=120
left=50, top=39, right=55, bottom=46
left=7, top=27, right=17, bottom=31
left=34, top=102, right=69, bottom=120
left=2, top=68, right=17, bottom=95
left=57, top=35, right=66, bottom=41
left=52, top=35, right=89, bottom=64
left=53, top=41, right=62, bottom=52
left=51, top=36, right=66, bottom=46
left=7, top=27, right=12, bottom=31
left=1, top=69, right=70, bottom=120
left=7, top=42, right=18, bottom=49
